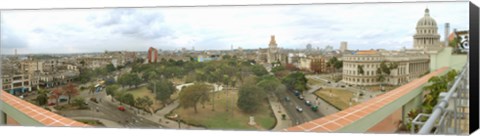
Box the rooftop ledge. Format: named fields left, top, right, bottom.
left=284, top=66, right=449, bottom=133
left=0, top=90, right=90, bottom=127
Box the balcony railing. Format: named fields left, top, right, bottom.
left=413, top=50, right=469, bottom=134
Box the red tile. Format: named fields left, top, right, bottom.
left=335, top=118, right=353, bottom=126
left=40, top=118, right=56, bottom=125
left=322, top=122, right=343, bottom=131
left=300, top=122, right=321, bottom=130
left=312, top=118, right=329, bottom=125
left=310, top=126, right=332, bottom=132
left=344, top=114, right=361, bottom=121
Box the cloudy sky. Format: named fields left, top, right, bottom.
left=0, top=1, right=469, bottom=55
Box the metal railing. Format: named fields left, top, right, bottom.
left=414, top=50, right=469, bottom=134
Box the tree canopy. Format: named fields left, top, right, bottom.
left=178, top=83, right=212, bottom=113
left=237, top=84, right=266, bottom=113
left=282, top=72, right=308, bottom=92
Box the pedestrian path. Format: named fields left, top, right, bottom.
left=268, top=95, right=292, bottom=131
left=69, top=117, right=123, bottom=128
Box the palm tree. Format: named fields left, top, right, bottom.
left=36, top=88, right=49, bottom=107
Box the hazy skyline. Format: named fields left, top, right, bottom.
left=1, top=2, right=469, bottom=55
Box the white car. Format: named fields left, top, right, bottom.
left=296, top=106, right=303, bottom=112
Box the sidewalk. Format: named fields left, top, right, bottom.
left=69, top=117, right=123, bottom=128
left=267, top=95, right=292, bottom=131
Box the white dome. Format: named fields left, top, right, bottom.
left=416, top=8, right=437, bottom=27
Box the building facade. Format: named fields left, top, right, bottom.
left=341, top=8, right=439, bottom=86
left=256, top=35, right=286, bottom=65
left=147, top=47, right=159, bottom=63
left=342, top=50, right=429, bottom=86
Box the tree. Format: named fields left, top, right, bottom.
left=131, top=74, right=143, bottom=88
left=72, top=98, right=88, bottom=109
left=178, top=83, right=211, bottom=113
left=36, top=88, right=49, bottom=106
left=251, top=65, right=268, bottom=77
left=63, top=83, right=79, bottom=104
left=282, top=72, right=308, bottom=92
left=285, top=63, right=299, bottom=71
left=310, top=60, right=322, bottom=74
left=136, top=96, right=153, bottom=111
left=327, top=57, right=343, bottom=81
left=357, top=65, right=365, bottom=75
left=257, top=75, right=282, bottom=94
left=120, top=93, right=135, bottom=106
left=376, top=61, right=398, bottom=88
left=149, top=78, right=176, bottom=106
left=106, top=63, right=116, bottom=73
left=106, top=84, right=120, bottom=96
left=271, top=65, right=285, bottom=73
left=237, top=84, right=266, bottom=113
left=118, top=73, right=131, bottom=88
left=50, top=88, right=63, bottom=105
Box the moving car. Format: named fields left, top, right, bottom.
left=118, top=106, right=125, bottom=111
left=298, top=95, right=305, bottom=100
left=311, top=106, right=319, bottom=112
left=305, top=100, right=312, bottom=106
left=296, top=106, right=303, bottom=112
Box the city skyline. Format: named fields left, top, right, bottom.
left=1, top=2, right=468, bottom=55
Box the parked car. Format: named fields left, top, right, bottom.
left=294, top=90, right=300, bottom=96
left=296, top=106, right=303, bottom=112
left=284, top=96, right=290, bottom=102
left=48, top=102, right=56, bottom=106
left=305, top=100, right=312, bottom=106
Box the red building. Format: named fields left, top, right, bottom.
left=147, top=47, right=158, bottom=63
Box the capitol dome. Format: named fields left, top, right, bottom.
left=416, top=8, right=437, bottom=27
left=413, top=8, right=441, bottom=50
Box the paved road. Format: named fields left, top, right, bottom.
left=277, top=90, right=324, bottom=125
left=86, top=91, right=161, bottom=128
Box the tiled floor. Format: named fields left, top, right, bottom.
left=285, top=67, right=449, bottom=132
left=1, top=91, right=89, bottom=127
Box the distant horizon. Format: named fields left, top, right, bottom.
left=1, top=2, right=469, bottom=55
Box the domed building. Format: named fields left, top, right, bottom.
left=341, top=8, right=440, bottom=86
left=413, top=8, right=442, bottom=50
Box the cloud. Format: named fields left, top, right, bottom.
left=91, top=8, right=171, bottom=40
left=1, top=21, right=29, bottom=49
left=0, top=2, right=469, bottom=54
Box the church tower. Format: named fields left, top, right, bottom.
left=267, top=35, right=279, bottom=64
left=413, top=8, right=441, bottom=50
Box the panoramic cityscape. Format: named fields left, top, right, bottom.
left=0, top=2, right=470, bottom=135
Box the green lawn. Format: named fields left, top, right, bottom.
left=314, top=88, right=360, bottom=110
left=172, top=90, right=275, bottom=130
left=307, top=78, right=325, bottom=86
left=124, top=86, right=163, bottom=111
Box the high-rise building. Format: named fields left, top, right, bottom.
left=340, top=41, right=348, bottom=52
left=147, top=47, right=158, bottom=63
